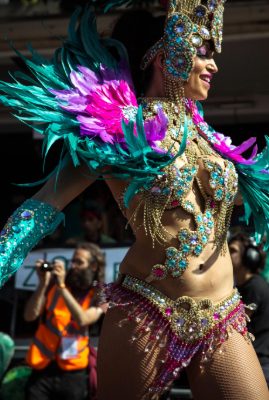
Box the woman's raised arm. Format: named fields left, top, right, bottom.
left=33, top=162, right=96, bottom=211
left=0, top=162, right=96, bottom=287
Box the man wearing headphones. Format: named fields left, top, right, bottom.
left=229, top=231, right=269, bottom=387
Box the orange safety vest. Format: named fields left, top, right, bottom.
left=26, top=285, right=94, bottom=371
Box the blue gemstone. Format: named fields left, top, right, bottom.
left=177, top=58, right=185, bottom=67
left=216, top=189, right=223, bottom=198
left=196, top=9, right=205, bottom=18
left=12, top=226, right=21, bottom=234
left=166, top=248, right=177, bottom=258
left=194, top=245, right=202, bottom=255
left=208, top=0, right=217, bottom=11
left=177, top=317, right=185, bottom=327
left=202, top=236, right=208, bottom=244
left=197, top=215, right=203, bottom=223
left=0, top=229, right=7, bottom=236
left=190, top=236, right=198, bottom=245
left=176, top=189, right=184, bottom=197
left=201, top=318, right=208, bottom=327
left=183, top=244, right=190, bottom=253
left=206, top=162, right=213, bottom=170
left=162, top=188, right=170, bottom=195
left=179, top=231, right=188, bottom=240
left=175, top=23, right=185, bottom=34
left=20, top=210, right=33, bottom=220
left=167, top=259, right=176, bottom=269
left=212, top=172, right=218, bottom=179
left=179, top=260, right=187, bottom=268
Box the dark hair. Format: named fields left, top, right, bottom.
left=80, top=200, right=104, bottom=220
left=76, top=242, right=106, bottom=283
left=111, top=10, right=165, bottom=96
left=228, top=232, right=266, bottom=273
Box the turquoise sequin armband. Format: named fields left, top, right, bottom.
left=0, top=199, right=64, bottom=287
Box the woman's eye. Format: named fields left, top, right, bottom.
left=197, top=46, right=213, bottom=59
left=197, top=51, right=212, bottom=59
left=197, top=53, right=207, bottom=58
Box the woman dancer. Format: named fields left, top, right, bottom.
left=0, top=1, right=269, bottom=399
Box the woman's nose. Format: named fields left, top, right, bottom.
left=207, top=59, right=218, bottom=74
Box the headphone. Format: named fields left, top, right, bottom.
left=228, top=232, right=264, bottom=272
left=242, top=244, right=263, bottom=272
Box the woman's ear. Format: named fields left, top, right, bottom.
left=154, top=51, right=165, bottom=71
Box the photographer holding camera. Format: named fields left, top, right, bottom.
left=23, top=242, right=108, bottom=400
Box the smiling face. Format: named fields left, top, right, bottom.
left=183, top=42, right=218, bottom=100
left=147, top=41, right=218, bottom=100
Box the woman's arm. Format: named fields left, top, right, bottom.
left=33, top=162, right=97, bottom=210
left=0, top=162, right=97, bottom=287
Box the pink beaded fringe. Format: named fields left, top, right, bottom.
left=102, top=280, right=251, bottom=395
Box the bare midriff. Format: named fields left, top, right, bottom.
left=105, top=177, right=235, bottom=303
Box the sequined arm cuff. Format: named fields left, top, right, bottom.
left=0, top=198, right=64, bottom=287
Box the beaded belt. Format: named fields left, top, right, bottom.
left=105, top=275, right=252, bottom=395
left=122, top=275, right=244, bottom=344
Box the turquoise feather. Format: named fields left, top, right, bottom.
left=236, top=136, right=269, bottom=249
left=0, top=6, right=178, bottom=204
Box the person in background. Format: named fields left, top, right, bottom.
left=66, top=201, right=116, bottom=246
left=229, top=231, right=269, bottom=387
left=24, top=242, right=108, bottom=400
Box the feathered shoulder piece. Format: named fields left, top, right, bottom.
left=0, top=7, right=182, bottom=205
left=186, top=100, right=269, bottom=250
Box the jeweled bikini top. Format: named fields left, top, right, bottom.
left=121, top=98, right=238, bottom=281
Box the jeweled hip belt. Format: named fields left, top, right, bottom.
left=122, top=275, right=245, bottom=343
left=104, top=275, right=252, bottom=394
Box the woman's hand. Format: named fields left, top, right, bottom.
left=52, top=259, right=66, bottom=286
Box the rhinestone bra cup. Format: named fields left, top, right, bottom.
left=136, top=100, right=238, bottom=282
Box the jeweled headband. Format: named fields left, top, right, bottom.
left=141, top=0, right=226, bottom=82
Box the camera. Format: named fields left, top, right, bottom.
left=40, top=262, right=54, bottom=272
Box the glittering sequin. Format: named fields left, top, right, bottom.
left=0, top=199, right=64, bottom=287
